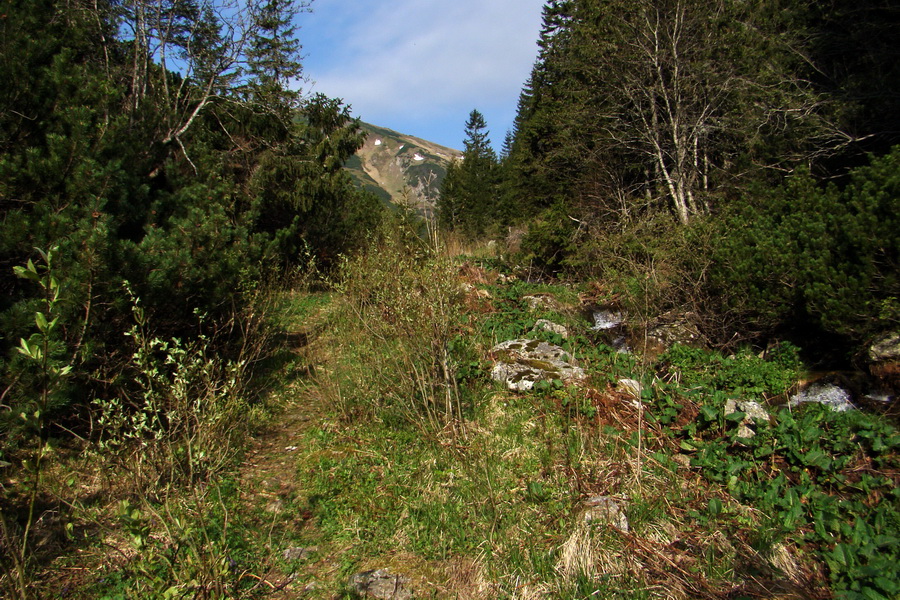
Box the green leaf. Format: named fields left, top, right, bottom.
left=708, top=497, right=723, bottom=518
left=726, top=410, right=746, bottom=423
left=13, top=264, right=39, bottom=281
left=17, top=338, right=39, bottom=360
left=35, top=311, right=49, bottom=332
left=700, top=404, right=718, bottom=421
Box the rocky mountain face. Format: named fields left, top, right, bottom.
left=345, top=122, right=462, bottom=218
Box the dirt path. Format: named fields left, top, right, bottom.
left=232, top=305, right=342, bottom=598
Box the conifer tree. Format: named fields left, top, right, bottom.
left=245, top=0, right=309, bottom=117
left=438, top=109, right=499, bottom=237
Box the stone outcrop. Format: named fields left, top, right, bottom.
left=490, top=339, right=585, bottom=392
left=582, top=496, right=629, bottom=532
left=868, top=332, right=900, bottom=393
left=532, top=319, right=569, bottom=339
left=643, top=312, right=703, bottom=358
left=724, top=398, right=770, bottom=439
left=522, top=294, right=561, bottom=312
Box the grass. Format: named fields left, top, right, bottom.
left=5, top=228, right=897, bottom=599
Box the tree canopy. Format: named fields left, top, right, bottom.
left=0, top=0, right=381, bottom=436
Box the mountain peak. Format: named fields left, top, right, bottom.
left=345, top=122, right=462, bottom=218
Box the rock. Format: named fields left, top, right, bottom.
left=672, top=454, right=691, bottom=468
left=283, top=546, right=317, bottom=561
left=868, top=332, right=900, bottom=362
left=724, top=398, right=770, bottom=439
left=490, top=339, right=585, bottom=392
left=522, top=294, right=560, bottom=311
left=532, top=319, right=568, bottom=339
left=460, top=282, right=491, bottom=300
left=611, top=335, right=631, bottom=354
left=862, top=390, right=894, bottom=404
left=349, top=569, right=413, bottom=600
left=766, top=543, right=802, bottom=584
left=868, top=332, right=900, bottom=393
left=616, top=378, right=643, bottom=400
left=790, top=382, right=855, bottom=412
left=582, top=496, right=629, bottom=532
left=647, top=314, right=702, bottom=351
left=591, top=309, right=624, bottom=331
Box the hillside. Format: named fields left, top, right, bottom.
left=345, top=122, right=462, bottom=218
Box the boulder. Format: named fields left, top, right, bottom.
left=646, top=314, right=703, bottom=350
left=868, top=332, right=900, bottom=393
left=724, top=398, right=770, bottom=439
left=591, top=308, right=624, bottom=331
left=582, top=496, right=629, bottom=532
left=490, top=339, right=585, bottom=392
left=616, top=378, right=643, bottom=400
left=283, top=546, right=316, bottom=561
left=868, top=332, right=900, bottom=362
left=522, top=294, right=560, bottom=312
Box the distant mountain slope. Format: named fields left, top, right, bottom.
left=345, top=122, right=462, bottom=218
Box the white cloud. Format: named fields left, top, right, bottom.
left=301, top=0, right=545, bottom=144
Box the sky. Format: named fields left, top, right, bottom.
left=298, top=0, right=547, bottom=152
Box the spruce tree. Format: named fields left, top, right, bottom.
left=245, top=0, right=308, bottom=117
left=438, top=110, right=499, bottom=237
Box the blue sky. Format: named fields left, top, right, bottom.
left=298, top=0, right=547, bottom=151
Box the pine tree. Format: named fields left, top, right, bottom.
left=505, top=0, right=826, bottom=228
left=245, top=0, right=308, bottom=117
left=438, top=110, right=499, bottom=237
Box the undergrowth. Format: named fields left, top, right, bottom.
left=5, top=233, right=898, bottom=599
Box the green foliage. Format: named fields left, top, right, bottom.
left=93, top=287, right=257, bottom=490
left=661, top=342, right=801, bottom=399
left=437, top=109, right=500, bottom=237
left=677, top=396, right=900, bottom=598
left=503, top=0, right=823, bottom=230
left=0, top=3, right=380, bottom=593
left=245, top=0, right=307, bottom=114
left=0, top=0, right=378, bottom=441
left=713, top=149, right=900, bottom=345
left=330, top=215, right=466, bottom=428
left=518, top=201, right=577, bottom=275
left=1, top=248, right=73, bottom=599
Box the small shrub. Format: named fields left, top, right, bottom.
left=711, top=147, right=900, bottom=348
left=679, top=399, right=900, bottom=598
left=330, top=216, right=467, bottom=429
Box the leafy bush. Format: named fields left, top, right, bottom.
left=712, top=147, right=900, bottom=347
left=330, top=215, right=467, bottom=428
left=518, top=201, right=578, bottom=275
left=682, top=402, right=900, bottom=599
